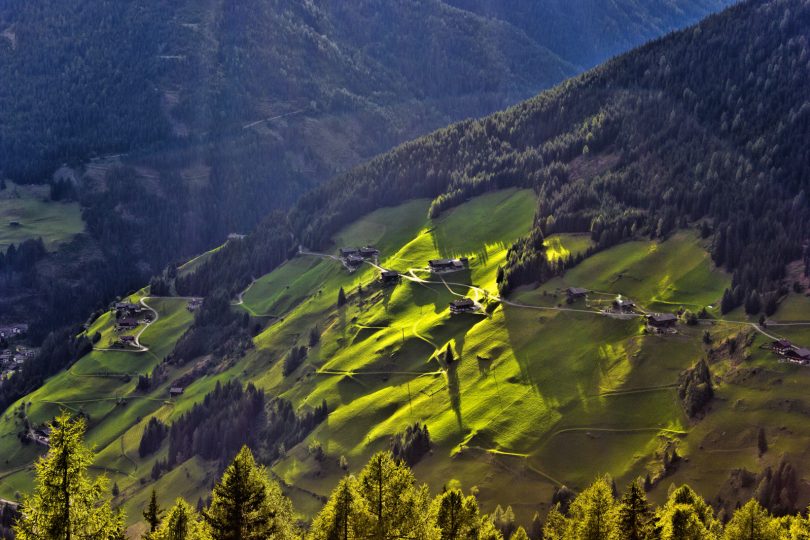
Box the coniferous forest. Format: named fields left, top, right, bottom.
left=11, top=412, right=810, bottom=540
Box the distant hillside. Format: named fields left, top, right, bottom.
left=446, top=0, right=734, bottom=68
left=0, top=0, right=730, bottom=183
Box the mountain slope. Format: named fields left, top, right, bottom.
left=6, top=0, right=810, bottom=530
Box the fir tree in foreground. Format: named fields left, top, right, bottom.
left=14, top=411, right=123, bottom=540
left=153, top=499, right=210, bottom=540
left=143, top=488, right=164, bottom=539
left=203, top=445, right=298, bottom=540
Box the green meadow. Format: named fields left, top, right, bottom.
left=0, top=181, right=84, bottom=250
left=6, top=187, right=810, bottom=529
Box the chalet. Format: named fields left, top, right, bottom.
left=115, top=302, right=140, bottom=312
left=169, top=387, right=184, bottom=398
left=346, top=254, right=365, bottom=267
left=380, top=269, right=400, bottom=285
left=429, top=257, right=468, bottom=272
left=566, top=287, right=588, bottom=299
left=787, top=347, right=810, bottom=364
left=339, top=247, right=359, bottom=257
left=772, top=339, right=793, bottom=355
left=646, top=313, right=678, bottom=328
left=118, top=317, right=138, bottom=329
left=614, top=298, right=636, bottom=312
left=359, top=246, right=380, bottom=258
left=449, top=298, right=476, bottom=314
left=119, top=335, right=136, bottom=346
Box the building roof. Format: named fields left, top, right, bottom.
left=169, top=387, right=184, bottom=394
left=340, top=247, right=359, bottom=255
left=795, top=348, right=810, bottom=358
left=567, top=287, right=588, bottom=295
left=647, top=313, right=678, bottom=323
left=381, top=270, right=399, bottom=278
left=429, top=258, right=455, bottom=266
left=118, top=317, right=138, bottom=326
left=450, top=298, right=475, bottom=308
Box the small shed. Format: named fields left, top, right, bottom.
left=346, top=254, right=364, bottom=267
left=380, top=269, right=400, bottom=284
left=566, top=287, right=588, bottom=299
left=169, top=387, right=184, bottom=398
left=359, top=246, right=380, bottom=258
left=646, top=313, right=678, bottom=328
left=449, top=298, right=476, bottom=314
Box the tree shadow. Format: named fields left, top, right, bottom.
left=446, top=362, right=463, bottom=432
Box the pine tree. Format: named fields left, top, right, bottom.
left=14, top=412, right=123, bottom=540
left=510, top=527, right=530, bottom=540
left=432, top=488, right=481, bottom=540
left=613, top=481, right=652, bottom=540
left=337, top=287, right=347, bottom=307
left=566, top=475, right=617, bottom=540
left=354, top=452, right=437, bottom=539
left=153, top=498, right=211, bottom=540
left=655, top=485, right=721, bottom=540
left=204, top=446, right=297, bottom=540
left=308, top=476, right=365, bottom=540
left=143, top=489, right=164, bottom=537
left=528, top=512, right=543, bottom=540
left=723, top=500, right=779, bottom=540
left=542, top=505, right=568, bottom=540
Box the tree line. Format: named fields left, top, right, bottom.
left=13, top=411, right=810, bottom=540
left=180, top=0, right=810, bottom=323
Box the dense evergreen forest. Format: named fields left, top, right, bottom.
left=184, top=0, right=810, bottom=327
left=13, top=412, right=810, bottom=540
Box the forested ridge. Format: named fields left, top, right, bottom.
left=12, top=413, right=810, bottom=540
left=185, top=0, right=810, bottom=321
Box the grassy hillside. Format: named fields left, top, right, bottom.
left=6, top=187, right=810, bottom=529
left=0, top=182, right=83, bottom=250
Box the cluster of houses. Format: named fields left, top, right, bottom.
left=770, top=339, right=810, bottom=364
left=114, top=301, right=148, bottom=332
left=429, top=257, right=469, bottom=273
left=0, top=346, right=36, bottom=383
left=0, top=323, right=28, bottom=340
left=339, top=246, right=380, bottom=268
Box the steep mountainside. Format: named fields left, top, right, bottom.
left=1, top=0, right=809, bottom=531
left=0, top=0, right=731, bottom=405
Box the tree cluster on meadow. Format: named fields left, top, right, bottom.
left=14, top=412, right=810, bottom=540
